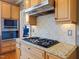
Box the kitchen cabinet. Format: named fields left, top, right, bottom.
left=20, top=42, right=45, bottom=59
left=26, top=15, right=37, bottom=25
left=0, top=1, right=1, bottom=20
left=16, top=48, right=21, bottom=59
left=55, top=0, right=77, bottom=23
left=24, top=0, right=31, bottom=9
left=40, top=0, right=45, bottom=2
left=1, top=1, right=20, bottom=20
left=46, top=53, right=62, bottom=59
left=29, top=15, right=37, bottom=25
left=2, top=2, right=11, bottom=19
left=0, top=40, right=16, bottom=54
left=46, top=50, right=76, bottom=59
left=31, top=0, right=40, bottom=7
left=0, top=1, right=1, bottom=36
left=12, top=5, right=20, bottom=20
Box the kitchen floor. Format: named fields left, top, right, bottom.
left=0, top=48, right=20, bottom=59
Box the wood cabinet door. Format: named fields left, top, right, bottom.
left=24, top=0, right=31, bottom=9
left=12, top=5, right=20, bottom=20
left=0, top=47, right=11, bottom=53
left=16, top=48, right=20, bottom=59
left=55, top=0, right=69, bottom=20
left=29, top=16, right=37, bottom=25
left=46, top=53, right=62, bottom=59
left=40, top=0, right=45, bottom=2
left=31, top=0, right=40, bottom=7
left=0, top=1, right=1, bottom=26
left=2, top=2, right=11, bottom=19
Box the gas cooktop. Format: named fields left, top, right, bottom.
left=23, top=37, right=59, bottom=48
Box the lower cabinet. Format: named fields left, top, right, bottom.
left=0, top=40, right=16, bottom=54
left=20, top=42, right=76, bottom=59
left=46, top=51, right=76, bottom=59
left=16, top=48, right=21, bottom=59
left=20, top=43, right=45, bottom=59
left=46, top=53, right=62, bottom=59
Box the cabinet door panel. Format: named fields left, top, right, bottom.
left=12, top=5, right=20, bottom=20
left=0, top=1, right=1, bottom=36
left=31, top=0, right=40, bottom=7
left=0, top=1, right=1, bottom=20
left=2, top=2, right=11, bottom=19
left=24, top=0, right=31, bottom=9
left=29, top=16, right=37, bottom=25
left=20, top=46, right=27, bottom=59
left=46, top=53, right=62, bottom=59
left=16, top=48, right=20, bottom=59
left=1, top=47, right=11, bottom=53
left=55, top=0, right=69, bottom=19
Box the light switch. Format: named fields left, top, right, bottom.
left=68, top=30, right=72, bottom=36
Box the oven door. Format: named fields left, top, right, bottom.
left=2, top=31, right=19, bottom=40
left=1, top=19, right=19, bottom=30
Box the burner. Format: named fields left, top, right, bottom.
left=23, top=37, right=59, bottom=48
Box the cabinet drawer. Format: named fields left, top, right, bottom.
left=22, top=43, right=45, bottom=59
left=30, top=46, right=44, bottom=57
left=11, top=41, right=16, bottom=45
left=11, top=45, right=16, bottom=50
left=1, top=41, right=11, bottom=47
left=1, top=47, right=11, bottom=53
left=46, top=53, right=62, bottom=59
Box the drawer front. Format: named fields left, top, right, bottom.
left=1, top=47, right=11, bottom=53
left=21, top=42, right=45, bottom=59
left=1, top=41, right=11, bottom=47
left=46, top=53, right=62, bottom=59
left=30, top=46, right=44, bottom=58
left=11, top=45, right=16, bottom=50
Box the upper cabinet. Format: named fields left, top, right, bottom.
left=12, top=5, right=20, bottom=20
left=0, top=1, right=1, bottom=27
left=2, top=2, right=11, bottom=19
left=26, top=14, right=37, bottom=25
left=0, top=1, right=1, bottom=19
left=55, top=0, right=77, bottom=23
left=1, top=1, right=20, bottom=20
left=31, top=0, right=40, bottom=7
left=29, top=16, right=37, bottom=25
left=24, top=0, right=40, bottom=8
left=24, top=0, right=31, bottom=9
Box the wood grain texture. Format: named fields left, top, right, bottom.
left=29, top=15, right=37, bottom=25
left=2, top=1, right=11, bottom=19
left=12, top=5, right=20, bottom=20
left=55, top=0, right=77, bottom=23
left=0, top=48, right=20, bottom=59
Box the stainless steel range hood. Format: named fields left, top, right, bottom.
left=25, top=0, right=55, bottom=16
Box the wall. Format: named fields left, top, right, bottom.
left=31, top=14, right=76, bottom=45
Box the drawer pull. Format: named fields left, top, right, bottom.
left=28, top=57, right=30, bottom=59
left=28, top=48, right=30, bottom=50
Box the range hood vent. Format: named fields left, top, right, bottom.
left=25, top=0, right=55, bottom=16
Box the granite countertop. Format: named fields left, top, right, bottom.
left=21, top=40, right=77, bottom=59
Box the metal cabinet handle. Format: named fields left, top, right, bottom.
left=28, top=57, right=30, bottom=59
left=28, top=48, right=30, bottom=50
left=55, top=18, right=58, bottom=20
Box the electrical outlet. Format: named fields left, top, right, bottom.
left=68, top=30, right=72, bottom=36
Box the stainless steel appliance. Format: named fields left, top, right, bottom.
left=2, top=31, right=19, bottom=40
left=25, top=0, right=55, bottom=16
left=1, top=19, right=19, bottom=30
